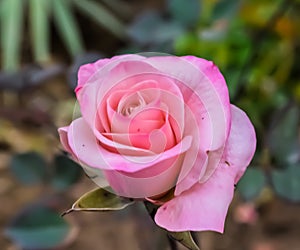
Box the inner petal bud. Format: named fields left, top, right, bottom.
left=118, top=91, right=146, bottom=116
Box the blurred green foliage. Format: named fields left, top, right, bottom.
left=0, top=0, right=127, bottom=72
left=10, top=152, right=83, bottom=190
left=237, top=168, right=266, bottom=201
left=10, top=152, right=48, bottom=185
left=5, top=205, right=71, bottom=249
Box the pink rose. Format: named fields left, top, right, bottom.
left=59, top=54, right=256, bottom=232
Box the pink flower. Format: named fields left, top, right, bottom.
left=59, top=54, right=256, bottom=232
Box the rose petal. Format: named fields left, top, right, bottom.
left=76, top=55, right=150, bottom=132
left=103, top=110, right=176, bottom=153
left=155, top=163, right=235, bottom=232
left=80, top=153, right=180, bottom=198
left=182, top=56, right=230, bottom=127
left=146, top=55, right=231, bottom=150
left=76, top=54, right=144, bottom=91
left=144, top=56, right=231, bottom=195
left=102, top=154, right=184, bottom=198
left=100, top=68, right=185, bottom=140
left=77, top=59, right=110, bottom=89
left=174, top=102, right=207, bottom=195
left=154, top=105, right=256, bottom=232
left=65, top=117, right=192, bottom=173
left=222, top=105, right=257, bottom=183
left=102, top=132, right=152, bottom=151
left=77, top=58, right=186, bottom=148
left=58, top=126, right=73, bottom=155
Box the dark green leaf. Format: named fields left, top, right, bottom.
left=10, top=152, right=47, bottom=185
left=271, top=164, right=300, bottom=202
left=237, top=167, right=266, bottom=201
left=168, top=231, right=200, bottom=250
left=63, top=187, right=135, bottom=215
left=52, top=0, right=84, bottom=57
left=51, top=155, right=83, bottom=191
left=268, top=104, right=300, bottom=166
left=167, top=0, right=200, bottom=27
left=73, top=0, right=126, bottom=39
left=1, top=0, right=23, bottom=71
left=5, top=205, right=70, bottom=249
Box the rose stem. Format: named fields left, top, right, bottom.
left=167, top=235, right=178, bottom=250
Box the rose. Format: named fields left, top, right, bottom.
left=59, top=54, right=256, bottom=232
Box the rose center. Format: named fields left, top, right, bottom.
left=119, top=91, right=146, bottom=116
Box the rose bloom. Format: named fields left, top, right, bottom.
left=59, top=54, right=256, bottom=232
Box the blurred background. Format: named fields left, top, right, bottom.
left=0, top=0, right=299, bottom=249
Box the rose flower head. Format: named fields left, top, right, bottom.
left=59, top=54, right=256, bottom=233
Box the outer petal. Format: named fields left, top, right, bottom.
left=65, top=117, right=192, bottom=173
left=62, top=117, right=193, bottom=198
left=154, top=105, right=256, bottom=232
left=223, top=105, right=257, bottom=183
left=182, top=56, right=230, bottom=124
left=145, top=56, right=230, bottom=195
left=58, top=126, right=73, bottom=155
left=76, top=54, right=144, bottom=90
left=147, top=55, right=231, bottom=151
left=77, top=59, right=110, bottom=88
left=155, top=163, right=235, bottom=232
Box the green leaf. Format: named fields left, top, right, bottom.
left=237, top=167, right=266, bottom=201
left=0, top=0, right=4, bottom=19
left=73, top=0, right=126, bottom=39
left=168, top=231, right=200, bottom=250
left=62, top=187, right=135, bottom=215
left=51, top=155, right=83, bottom=191
left=10, top=152, right=47, bottom=185
left=1, top=0, right=23, bottom=71
left=271, top=164, right=300, bottom=202
left=52, top=0, right=84, bottom=57
left=268, top=104, right=300, bottom=166
left=5, top=205, right=70, bottom=249
left=167, top=0, right=200, bottom=27
left=29, top=0, right=51, bottom=63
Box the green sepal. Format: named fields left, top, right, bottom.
left=144, top=200, right=159, bottom=220
left=144, top=201, right=200, bottom=250
left=168, top=231, right=200, bottom=250
left=62, top=187, right=135, bottom=216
